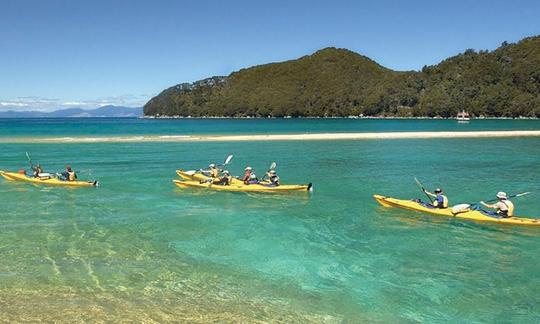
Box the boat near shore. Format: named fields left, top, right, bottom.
left=457, top=110, right=471, bottom=123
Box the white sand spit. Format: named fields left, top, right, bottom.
left=2, top=130, right=540, bottom=143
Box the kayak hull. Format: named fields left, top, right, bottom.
left=373, top=194, right=540, bottom=226
left=173, top=179, right=312, bottom=193
left=0, top=170, right=98, bottom=187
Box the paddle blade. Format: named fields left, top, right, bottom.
left=184, top=170, right=197, bottom=175
left=224, top=154, right=233, bottom=165
left=269, top=161, right=276, bottom=170
left=514, top=192, right=531, bottom=198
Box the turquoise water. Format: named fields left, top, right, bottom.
left=1, top=117, right=540, bottom=137
left=1, top=120, right=539, bottom=322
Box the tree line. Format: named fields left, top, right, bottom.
left=144, top=36, right=540, bottom=118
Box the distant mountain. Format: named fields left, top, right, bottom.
left=144, top=35, right=540, bottom=118
left=0, top=105, right=143, bottom=118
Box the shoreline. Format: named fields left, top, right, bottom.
left=2, top=130, right=540, bottom=143
left=140, top=115, right=540, bottom=120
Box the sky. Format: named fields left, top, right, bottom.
left=1, top=0, right=539, bottom=111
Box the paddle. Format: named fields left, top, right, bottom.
left=194, top=154, right=234, bottom=174
left=25, top=152, right=33, bottom=168
left=220, top=154, right=233, bottom=167
left=414, top=177, right=433, bottom=203
left=471, top=192, right=531, bottom=206
left=261, top=161, right=276, bottom=180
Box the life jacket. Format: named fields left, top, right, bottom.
left=247, top=175, right=259, bottom=185
left=34, top=167, right=43, bottom=177
left=68, top=171, right=76, bottom=181
left=435, top=194, right=448, bottom=208
left=217, top=175, right=231, bottom=185
left=499, top=200, right=514, bottom=217
left=269, top=175, right=280, bottom=185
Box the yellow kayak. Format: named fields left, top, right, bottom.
left=176, top=169, right=277, bottom=185
left=0, top=170, right=98, bottom=188
left=173, top=179, right=312, bottom=193
left=373, top=194, right=540, bottom=226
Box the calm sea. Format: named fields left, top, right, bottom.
left=0, top=118, right=539, bottom=322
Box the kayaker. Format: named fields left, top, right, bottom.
left=32, top=164, right=44, bottom=178
left=246, top=173, right=259, bottom=185
left=242, top=166, right=253, bottom=184
left=423, top=188, right=448, bottom=208
left=201, top=163, right=220, bottom=178
left=62, top=165, right=77, bottom=182
left=480, top=192, right=514, bottom=217
left=214, top=170, right=232, bottom=185
left=266, top=170, right=280, bottom=186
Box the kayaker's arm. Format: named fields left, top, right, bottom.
left=480, top=201, right=495, bottom=209
left=199, top=168, right=211, bottom=176
left=424, top=190, right=437, bottom=198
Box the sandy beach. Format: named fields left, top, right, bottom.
left=2, top=130, right=540, bottom=143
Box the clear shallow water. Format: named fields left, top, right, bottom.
left=0, top=121, right=539, bottom=322
left=1, top=117, right=540, bottom=137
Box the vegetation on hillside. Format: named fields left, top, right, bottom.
left=144, top=36, right=540, bottom=118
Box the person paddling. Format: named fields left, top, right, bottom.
left=480, top=192, right=514, bottom=218
left=201, top=163, right=220, bottom=178
left=266, top=170, right=280, bottom=186
left=423, top=188, right=448, bottom=208
left=242, top=166, right=253, bottom=184
left=62, top=165, right=77, bottom=182
left=246, top=173, right=259, bottom=185
left=214, top=170, right=232, bottom=185
left=32, top=164, right=44, bottom=178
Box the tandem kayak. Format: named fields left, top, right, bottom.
left=373, top=195, right=540, bottom=226
left=173, top=179, right=312, bottom=193
left=0, top=170, right=98, bottom=187
left=176, top=169, right=281, bottom=186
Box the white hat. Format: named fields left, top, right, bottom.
left=497, top=192, right=507, bottom=199
left=223, top=170, right=229, bottom=174
left=269, top=170, right=276, bottom=174
left=209, top=163, right=216, bottom=168
left=245, top=166, right=252, bottom=171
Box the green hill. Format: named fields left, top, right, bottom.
left=144, top=36, right=540, bottom=118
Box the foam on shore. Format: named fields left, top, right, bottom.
left=1, top=130, right=540, bottom=143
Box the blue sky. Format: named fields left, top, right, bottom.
left=1, top=0, right=539, bottom=111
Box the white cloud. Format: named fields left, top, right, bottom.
left=0, top=94, right=151, bottom=112
left=1, top=102, right=29, bottom=107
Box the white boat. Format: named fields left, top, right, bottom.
left=457, top=110, right=471, bottom=123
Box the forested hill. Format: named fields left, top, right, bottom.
left=144, top=36, right=540, bottom=118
